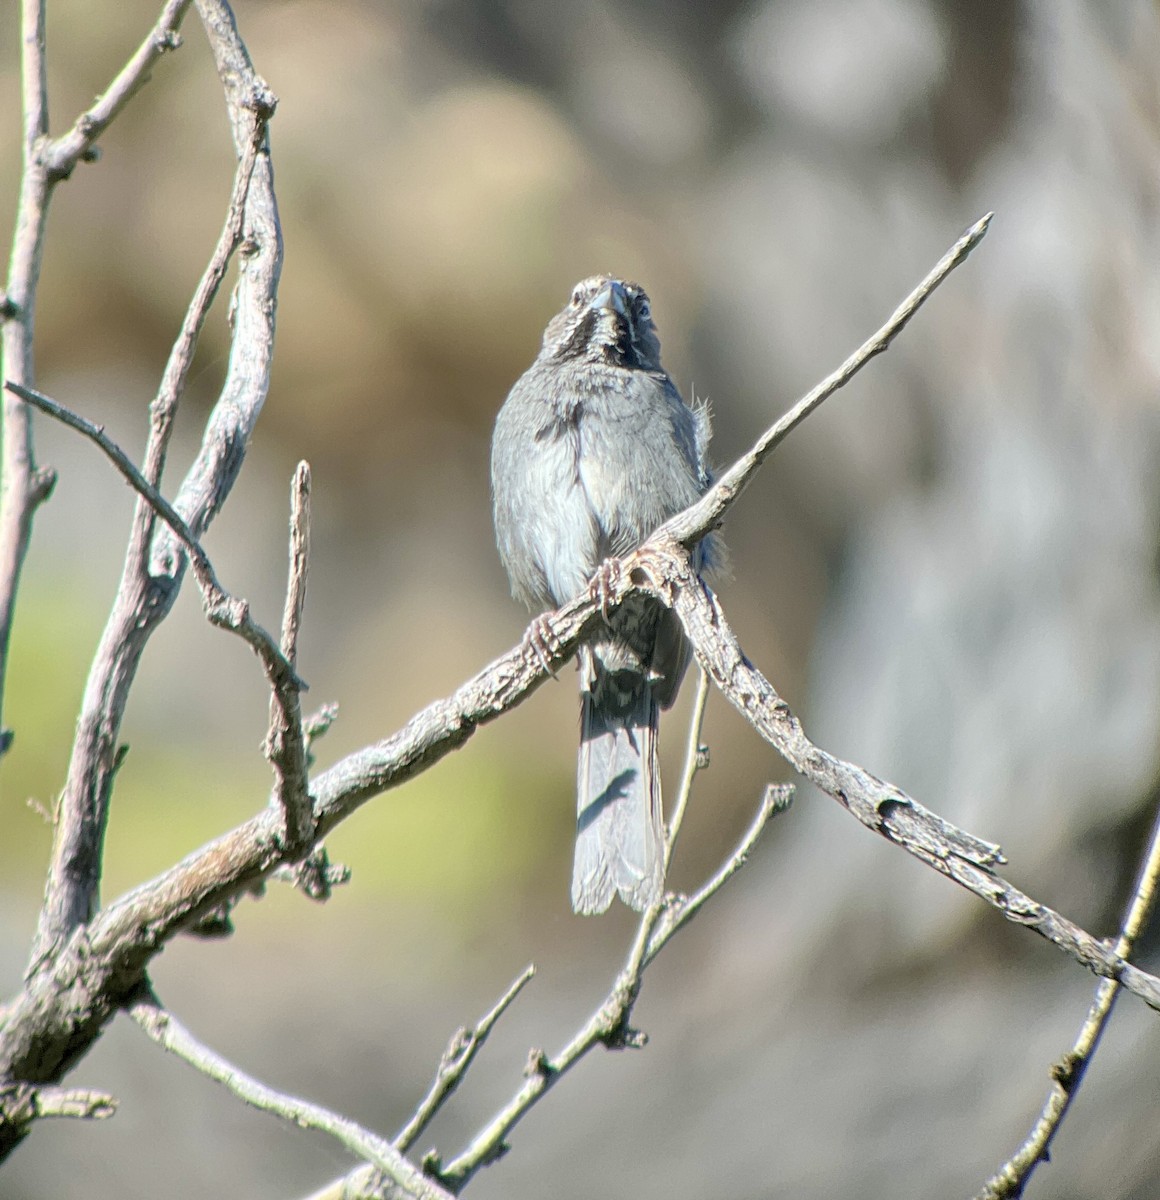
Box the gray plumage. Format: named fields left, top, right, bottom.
left=491, top=276, right=719, bottom=914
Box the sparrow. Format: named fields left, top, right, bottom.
left=491, top=275, right=718, bottom=913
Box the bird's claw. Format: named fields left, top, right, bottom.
left=525, top=613, right=562, bottom=677
left=593, top=558, right=624, bottom=623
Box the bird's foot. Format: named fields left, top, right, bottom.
left=524, top=613, right=563, bottom=677
left=592, top=557, right=625, bottom=623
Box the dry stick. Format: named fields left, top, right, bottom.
left=976, top=798, right=1160, bottom=1200
left=27, top=0, right=280, bottom=968
left=43, top=0, right=194, bottom=181
left=0, top=0, right=57, bottom=756
left=664, top=667, right=711, bottom=871
left=663, top=213, right=992, bottom=548
left=0, top=0, right=193, bottom=755
left=6, top=383, right=301, bottom=698
left=128, top=990, right=453, bottom=1200
left=265, top=462, right=314, bottom=850
left=393, top=965, right=537, bottom=1155
left=629, top=542, right=1160, bottom=1010
left=0, top=1084, right=116, bottom=1125
left=436, top=797, right=787, bottom=1194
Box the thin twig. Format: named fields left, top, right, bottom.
left=279, top=462, right=311, bottom=664
left=6, top=382, right=301, bottom=696
left=0, top=0, right=56, bottom=755
left=662, top=213, right=992, bottom=549
left=128, top=989, right=453, bottom=1200
left=394, top=965, right=536, bottom=1155
left=28, top=1086, right=117, bottom=1120
left=304, top=702, right=339, bottom=765
left=138, top=94, right=265, bottom=506
left=265, top=462, right=313, bottom=849
left=43, top=0, right=193, bottom=180
left=976, top=797, right=1160, bottom=1199
left=647, top=783, right=793, bottom=961
left=665, top=667, right=711, bottom=871
left=433, top=781, right=785, bottom=1193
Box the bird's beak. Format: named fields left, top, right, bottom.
left=590, top=280, right=628, bottom=319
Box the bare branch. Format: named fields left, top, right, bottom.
left=664, top=666, right=710, bottom=871
left=0, top=0, right=56, bottom=756
left=976, top=797, right=1160, bottom=1199
left=6, top=382, right=302, bottom=696
left=14, top=214, right=1153, bottom=1188
left=629, top=540, right=1160, bottom=1011
left=27, top=0, right=282, bottom=967
left=394, top=965, right=536, bottom=1155
left=662, top=213, right=992, bottom=549
left=134, top=90, right=266, bottom=541
left=43, top=0, right=193, bottom=181
left=19, top=0, right=48, bottom=149
left=433, top=774, right=783, bottom=1193
left=0, top=1082, right=116, bottom=1139
left=266, top=461, right=314, bottom=849
left=0, top=0, right=196, bottom=758
left=128, top=990, right=453, bottom=1200
left=648, top=783, right=794, bottom=962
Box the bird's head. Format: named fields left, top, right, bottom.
left=540, top=275, right=662, bottom=371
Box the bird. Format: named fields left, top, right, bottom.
left=491, top=275, right=719, bottom=914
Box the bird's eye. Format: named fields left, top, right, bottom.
left=637, top=298, right=651, bottom=321
left=570, top=287, right=583, bottom=307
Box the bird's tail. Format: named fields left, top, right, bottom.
left=573, top=648, right=665, bottom=915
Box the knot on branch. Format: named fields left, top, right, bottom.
left=522, top=1048, right=554, bottom=1080
left=31, top=465, right=57, bottom=504
left=246, top=80, right=278, bottom=120
left=154, top=29, right=183, bottom=53
left=600, top=1021, right=648, bottom=1051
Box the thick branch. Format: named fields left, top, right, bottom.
left=633, top=541, right=1160, bottom=1009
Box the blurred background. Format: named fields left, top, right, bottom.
left=3, top=0, right=1160, bottom=1196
